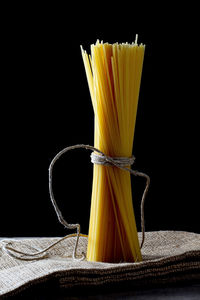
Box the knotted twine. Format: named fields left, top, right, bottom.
left=2, top=144, right=150, bottom=261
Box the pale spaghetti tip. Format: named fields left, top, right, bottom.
left=135, top=34, right=138, bottom=44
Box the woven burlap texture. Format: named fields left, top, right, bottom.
left=0, top=231, right=200, bottom=297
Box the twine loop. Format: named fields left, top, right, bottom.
left=91, top=151, right=135, bottom=167
left=2, top=144, right=150, bottom=262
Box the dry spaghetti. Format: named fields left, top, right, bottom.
left=81, top=37, right=145, bottom=262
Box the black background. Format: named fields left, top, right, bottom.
left=1, top=4, right=199, bottom=238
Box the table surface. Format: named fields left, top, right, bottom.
left=1, top=238, right=200, bottom=299
left=16, top=282, right=200, bottom=299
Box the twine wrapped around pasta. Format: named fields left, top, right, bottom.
left=2, top=144, right=149, bottom=262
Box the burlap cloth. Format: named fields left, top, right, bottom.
left=0, top=231, right=200, bottom=297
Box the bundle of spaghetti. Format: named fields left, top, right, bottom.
left=81, top=37, right=145, bottom=263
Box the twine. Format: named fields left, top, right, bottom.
left=2, top=144, right=150, bottom=262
